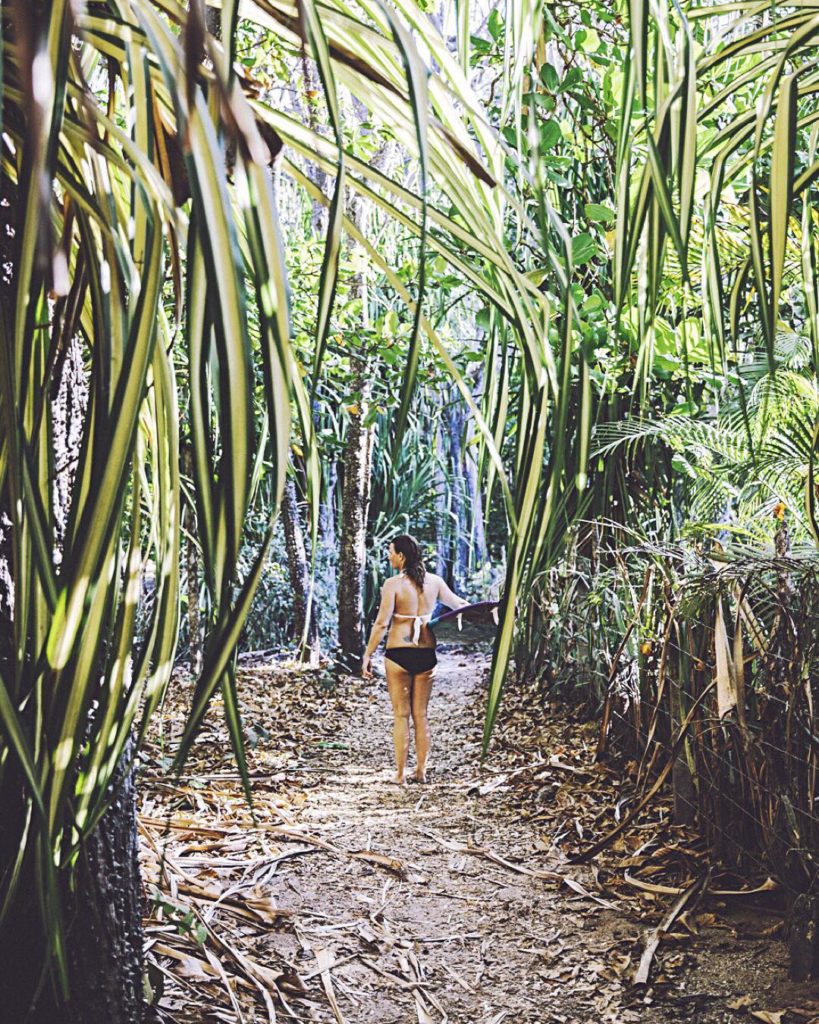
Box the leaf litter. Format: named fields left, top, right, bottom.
left=140, top=652, right=816, bottom=1023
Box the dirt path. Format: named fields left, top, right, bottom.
left=142, top=650, right=817, bottom=1024
left=277, top=652, right=636, bottom=1024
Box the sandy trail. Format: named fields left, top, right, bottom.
left=278, top=651, right=624, bottom=1023
left=143, top=649, right=809, bottom=1024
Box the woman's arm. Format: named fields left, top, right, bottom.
left=436, top=575, right=470, bottom=610
left=361, top=582, right=396, bottom=678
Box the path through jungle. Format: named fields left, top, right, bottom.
left=141, top=650, right=817, bottom=1024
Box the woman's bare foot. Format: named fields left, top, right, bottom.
left=414, top=771, right=427, bottom=784
left=392, top=773, right=406, bottom=786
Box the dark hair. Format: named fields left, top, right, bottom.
left=393, top=534, right=426, bottom=591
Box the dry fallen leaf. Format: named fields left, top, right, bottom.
left=174, top=955, right=214, bottom=983
left=138, top=659, right=792, bottom=1024
left=351, top=850, right=408, bottom=878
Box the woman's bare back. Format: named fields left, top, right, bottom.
left=385, top=572, right=464, bottom=649
left=387, top=575, right=436, bottom=648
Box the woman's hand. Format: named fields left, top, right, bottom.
left=361, top=655, right=374, bottom=680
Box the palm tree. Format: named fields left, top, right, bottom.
left=616, top=0, right=819, bottom=392
left=0, top=0, right=560, bottom=1018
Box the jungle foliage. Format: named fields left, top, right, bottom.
left=7, top=0, right=819, bottom=1009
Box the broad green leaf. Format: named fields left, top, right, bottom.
left=584, top=203, right=615, bottom=224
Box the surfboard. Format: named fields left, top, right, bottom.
left=428, top=600, right=500, bottom=644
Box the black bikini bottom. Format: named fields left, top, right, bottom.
left=384, top=647, right=438, bottom=675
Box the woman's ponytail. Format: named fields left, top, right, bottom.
left=393, top=534, right=426, bottom=591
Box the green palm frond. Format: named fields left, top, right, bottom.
left=593, top=416, right=750, bottom=465
left=1, top=0, right=581, bottom=997
left=620, top=0, right=819, bottom=383
left=594, top=372, right=819, bottom=535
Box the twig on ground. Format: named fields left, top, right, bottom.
left=634, top=871, right=711, bottom=986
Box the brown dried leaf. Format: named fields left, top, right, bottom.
left=174, top=955, right=214, bottom=983
left=351, top=851, right=408, bottom=878
left=729, top=996, right=753, bottom=1010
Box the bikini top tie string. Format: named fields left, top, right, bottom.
left=392, top=611, right=432, bottom=645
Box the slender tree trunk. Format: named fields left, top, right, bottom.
left=302, top=60, right=330, bottom=235
left=464, top=368, right=487, bottom=571
left=447, top=390, right=469, bottom=590
left=282, top=477, right=320, bottom=664
left=318, top=458, right=338, bottom=648
left=670, top=650, right=696, bottom=827
left=336, top=129, right=379, bottom=672
left=338, top=351, right=374, bottom=671
left=464, top=443, right=486, bottom=571
left=320, top=459, right=337, bottom=553
left=186, top=522, right=202, bottom=675
left=433, top=397, right=448, bottom=578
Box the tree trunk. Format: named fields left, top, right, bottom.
left=447, top=390, right=469, bottom=590
left=62, top=739, right=145, bottom=1023
left=0, top=741, right=144, bottom=1024
left=0, top=509, right=13, bottom=673
left=336, top=134, right=378, bottom=673
left=317, top=458, right=338, bottom=648
left=0, top=258, right=144, bottom=1018
left=788, top=893, right=819, bottom=980
left=463, top=367, right=487, bottom=573
left=337, top=352, right=374, bottom=672
left=464, top=440, right=486, bottom=572
left=433, top=397, right=448, bottom=578
left=282, top=477, right=320, bottom=664
left=301, top=59, right=330, bottom=235
left=0, top=72, right=143, bottom=1023
left=320, top=458, right=337, bottom=554
left=186, top=521, right=202, bottom=675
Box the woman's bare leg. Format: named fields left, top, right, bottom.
left=385, top=661, right=412, bottom=784
left=411, top=668, right=434, bottom=782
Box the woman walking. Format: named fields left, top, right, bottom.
left=362, top=535, right=469, bottom=785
